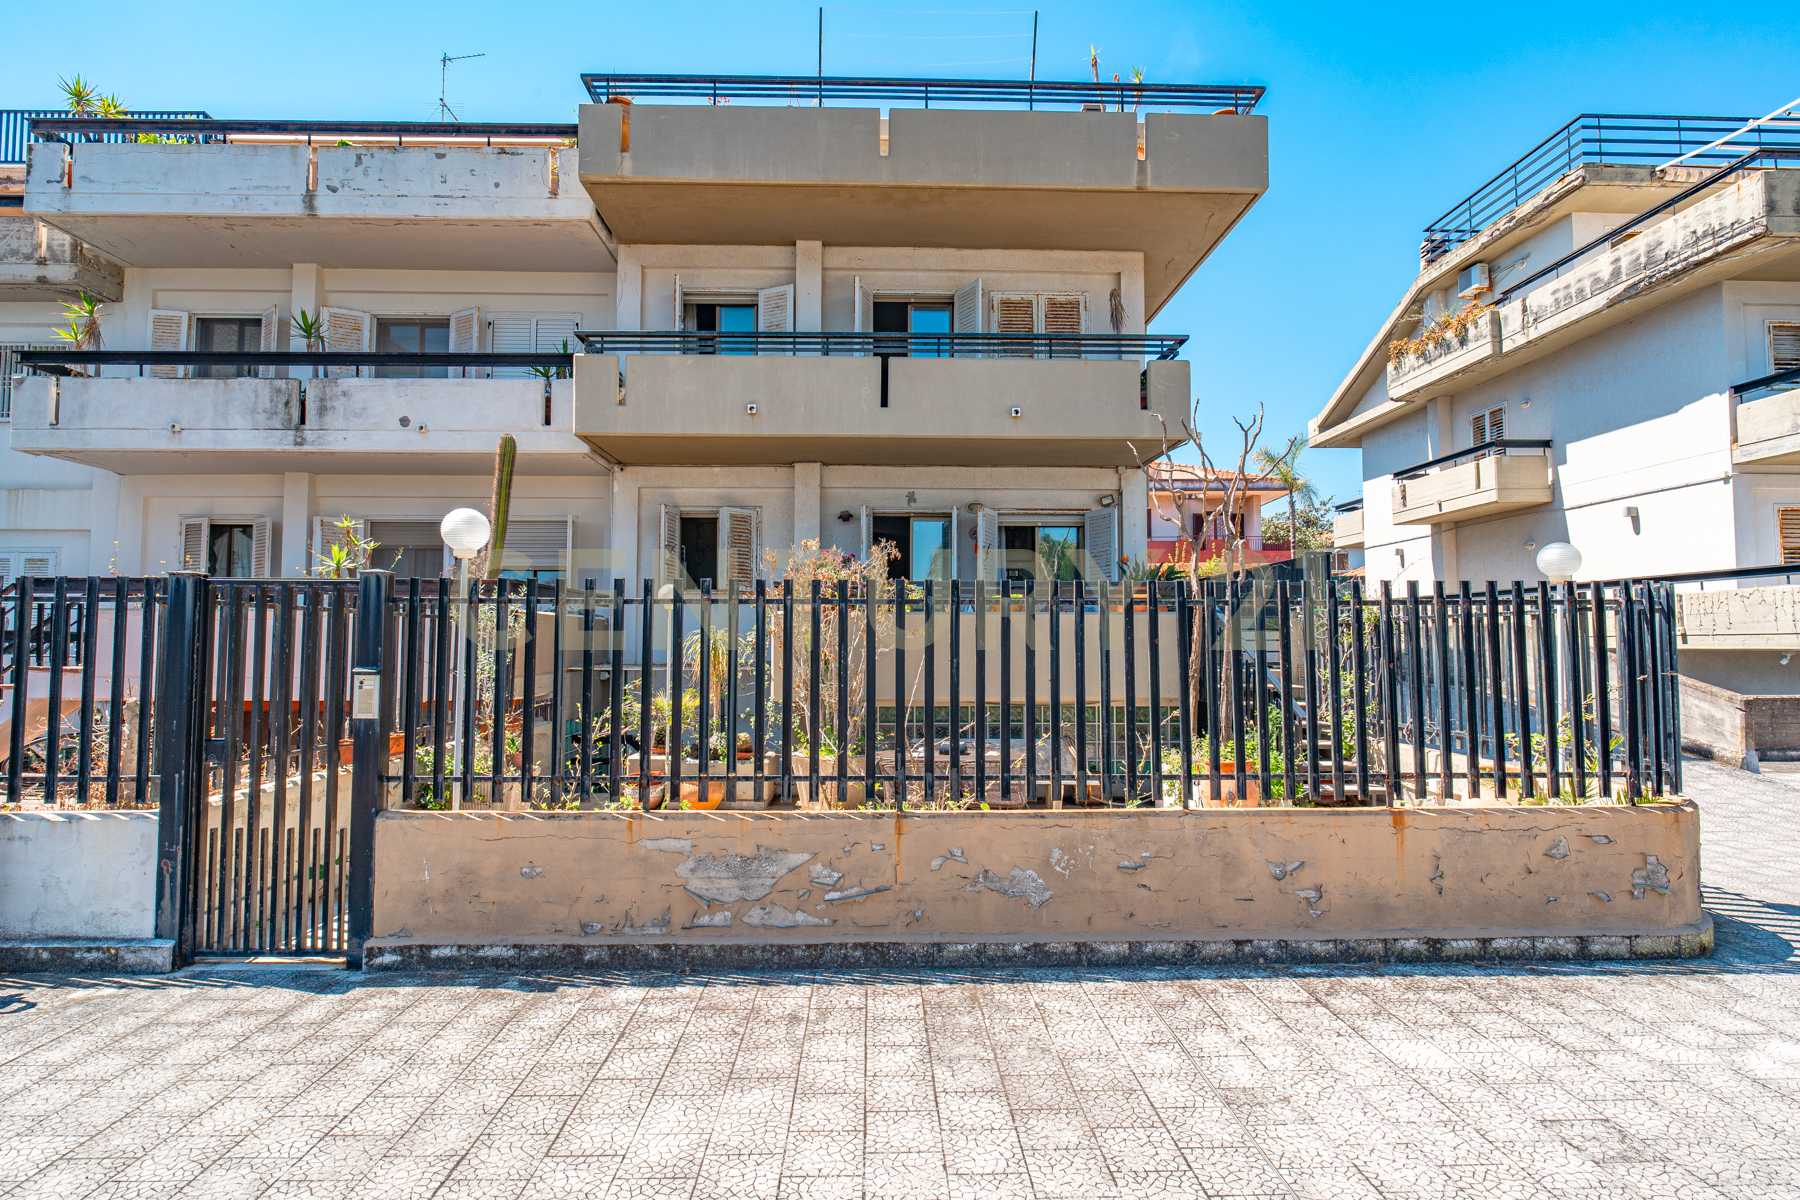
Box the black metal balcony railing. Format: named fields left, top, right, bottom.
left=1731, top=364, right=1800, bottom=404
left=1394, top=439, right=1552, bottom=481
left=574, top=330, right=1187, bottom=360
left=1421, top=114, right=1800, bottom=264
left=15, top=350, right=575, bottom=377
left=27, top=117, right=577, bottom=147
left=1333, top=499, right=1364, bottom=513
left=582, top=73, right=1263, bottom=114
left=2, top=108, right=209, bottom=165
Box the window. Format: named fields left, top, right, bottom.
left=870, top=514, right=954, bottom=581
left=1772, top=322, right=1800, bottom=372
left=989, top=293, right=1087, bottom=357
left=678, top=516, right=720, bottom=586
left=659, top=506, right=757, bottom=589
left=374, top=318, right=450, bottom=378
left=1781, top=507, right=1800, bottom=566
left=1002, top=522, right=1083, bottom=584
left=1471, top=404, right=1505, bottom=448
left=193, top=317, right=262, bottom=379
left=0, top=550, right=59, bottom=583
left=207, top=523, right=258, bottom=578
left=366, top=520, right=449, bottom=579
left=873, top=300, right=953, bottom=357
left=489, top=313, right=581, bottom=378
left=686, top=302, right=757, bottom=355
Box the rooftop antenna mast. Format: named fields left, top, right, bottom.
left=437, top=51, right=486, bottom=121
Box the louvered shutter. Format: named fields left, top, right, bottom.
left=659, top=504, right=682, bottom=588
left=180, top=517, right=209, bottom=572
left=1486, top=406, right=1505, bottom=443
left=720, top=507, right=758, bottom=589
left=320, top=307, right=372, bottom=379
left=257, top=305, right=280, bottom=379
left=947, top=507, right=961, bottom=580
left=859, top=505, right=873, bottom=560
left=500, top=518, right=572, bottom=578
left=991, top=294, right=1038, bottom=358
left=1781, top=508, right=1800, bottom=566
left=250, top=518, right=273, bottom=578
left=975, top=507, right=1000, bottom=582
left=757, top=284, right=794, bottom=353
left=488, top=313, right=535, bottom=379
left=1470, top=410, right=1488, bottom=447
left=448, top=306, right=480, bottom=378
left=147, top=308, right=190, bottom=379
left=852, top=275, right=865, bottom=338
left=1084, top=506, right=1120, bottom=583
left=1041, top=294, right=1084, bottom=359
left=0, top=553, right=14, bottom=583
left=672, top=274, right=683, bottom=331
left=22, top=551, right=58, bottom=577
left=535, top=315, right=579, bottom=356
left=952, top=279, right=983, bottom=344
left=311, top=515, right=368, bottom=577
left=1770, top=322, right=1800, bottom=371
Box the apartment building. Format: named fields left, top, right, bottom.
left=1, top=74, right=1268, bottom=592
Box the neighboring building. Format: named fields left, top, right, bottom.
left=2, top=77, right=1268, bottom=588
left=1145, top=463, right=1291, bottom=569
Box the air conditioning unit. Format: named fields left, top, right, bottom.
left=1457, top=262, right=1492, bottom=300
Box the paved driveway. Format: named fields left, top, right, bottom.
left=3, top=758, right=1797, bottom=1200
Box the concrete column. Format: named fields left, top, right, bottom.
left=1119, top=466, right=1148, bottom=563
left=795, top=240, right=823, bottom=331
left=1118, top=255, right=1147, bottom=333
left=280, top=472, right=313, bottom=576
left=86, top=471, right=122, bottom=575
left=115, top=476, right=145, bottom=574
left=615, top=247, right=643, bottom=331
left=289, top=264, right=320, bottom=348
left=609, top=468, right=641, bottom=586
left=793, top=462, right=822, bottom=552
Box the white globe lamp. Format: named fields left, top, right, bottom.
left=1536, top=541, right=1582, bottom=584
left=440, top=508, right=491, bottom=561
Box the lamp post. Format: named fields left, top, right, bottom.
left=441, top=508, right=491, bottom=808
left=1536, top=541, right=1582, bottom=584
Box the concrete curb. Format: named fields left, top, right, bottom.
left=364, top=917, right=1713, bottom=972
left=0, top=938, right=175, bottom=975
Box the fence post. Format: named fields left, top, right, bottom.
left=152, top=570, right=208, bottom=968
left=345, top=569, right=392, bottom=969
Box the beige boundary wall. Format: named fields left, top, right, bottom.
left=367, top=803, right=1707, bottom=968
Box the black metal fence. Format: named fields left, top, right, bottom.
left=580, top=73, right=1263, bottom=114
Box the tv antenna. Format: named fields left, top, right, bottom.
left=437, top=51, right=486, bottom=121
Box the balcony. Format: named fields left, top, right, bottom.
left=1732, top=367, right=1800, bottom=465
left=571, top=331, right=1187, bottom=467
left=1390, top=441, right=1553, bottom=526
left=0, top=215, right=121, bottom=300
left=1677, top=582, right=1800, bottom=651
left=1333, top=501, right=1364, bottom=548
left=22, top=118, right=611, bottom=272
left=8, top=350, right=592, bottom=473
left=1385, top=305, right=1499, bottom=402
left=576, top=74, right=1267, bottom=314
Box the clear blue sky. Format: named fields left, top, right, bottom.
left=9, top=0, right=1798, bottom=505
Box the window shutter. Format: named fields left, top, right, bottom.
left=488, top=313, right=536, bottom=379
left=500, top=518, right=572, bottom=577
left=720, top=507, right=758, bottom=589
left=852, top=275, right=865, bottom=337
left=257, top=305, right=280, bottom=379
left=1781, top=507, right=1800, bottom=565
left=534, top=316, right=579, bottom=355
left=0, top=553, right=14, bottom=583
left=448, top=305, right=480, bottom=379
left=975, top=507, right=1000, bottom=582
left=311, top=515, right=367, bottom=576
left=659, top=504, right=682, bottom=588
left=1042, top=294, right=1084, bottom=359
left=1084, top=506, right=1120, bottom=583
left=1770, top=322, right=1800, bottom=371
left=1486, top=405, right=1505, bottom=443
left=1470, top=410, right=1488, bottom=447
left=180, top=517, right=210, bottom=572
left=320, top=307, right=372, bottom=379
left=859, top=505, right=873, bottom=560
left=947, top=507, right=961, bottom=581
left=250, top=517, right=273, bottom=578
left=672, top=273, right=683, bottom=331
left=991, top=293, right=1037, bottom=358
left=757, top=284, right=794, bottom=344
left=952, top=279, right=984, bottom=337
left=147, top=308, right=190, bottom=379
left=22, top=551, right=58, bottom=577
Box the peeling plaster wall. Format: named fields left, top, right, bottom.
left=370, top=803, right=1701, bottom=947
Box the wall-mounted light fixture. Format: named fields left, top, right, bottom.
left=1097, top=495, right=1116, bottom=508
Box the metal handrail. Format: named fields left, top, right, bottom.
left=1394, top=439, right=1552, bottom=480
left=575, top=330, right=1186, bottom=359
left=1420, top=113, right=1800, bottom=263
left=1333, top=499, right=1364, bottom=513
left=18, top=350, right=574, bottom=373
left=582, top=73, right=1263, bottom=113
left=2, top=107, right=208, bottom=164
left=28, top=117, right=576, bottom=146
left=1731, top=364, right=1800, bottom=401
left=1494, top=149, right=1800, bottom=304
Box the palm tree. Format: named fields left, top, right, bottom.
left=59, top=75, right=98, bottom=117
left=1253, top=436, right=1317, bottom=551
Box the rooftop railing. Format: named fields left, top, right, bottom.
left=15, top=349, right=574, bottom=377
left=2, top=108, right=208, bottom=164
left=575, top=330, right=1187, bottom=359
left=581, top=73, right=1263, bottom=114
left=1393, top=439, right=1552, bottom=481
left=27, top=117, right=576, bottom=147
left=1420, top=114, right=1800, bottom=264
